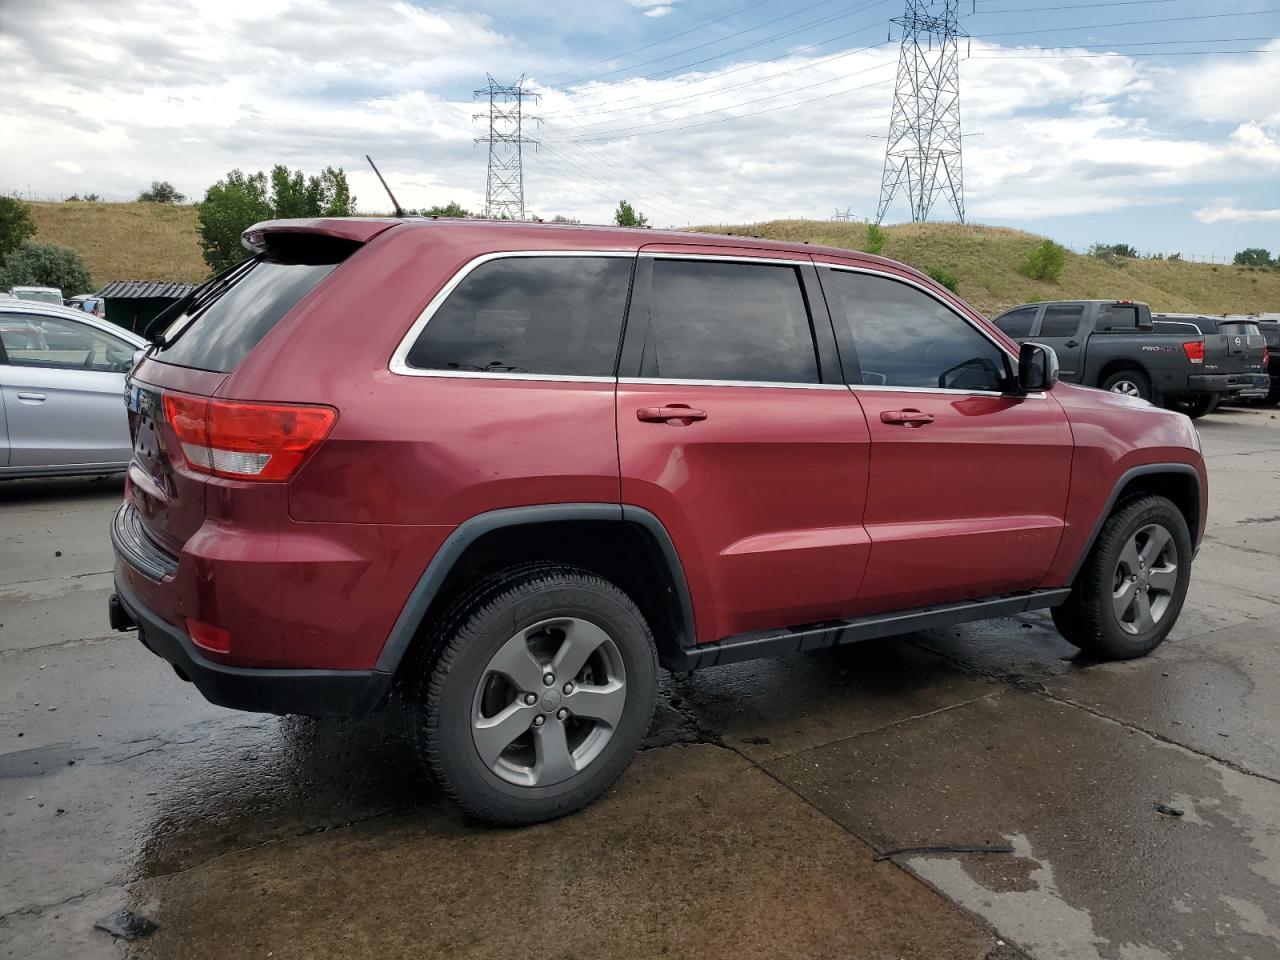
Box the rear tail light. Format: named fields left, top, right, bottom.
left=162, top=392, right=336, bottom=481
left=1264, top=344, right=1270, bottom=367
left=1182, top=340, right=1205, bottom=364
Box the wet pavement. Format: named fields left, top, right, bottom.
left=2, top=404, right=1279, bottom=959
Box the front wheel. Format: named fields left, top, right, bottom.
left=1052, top=495, right=1192, bottom=660
left=402, top=564, right=658, bottom=825
left=1165, top=393, right=1219, bottom=419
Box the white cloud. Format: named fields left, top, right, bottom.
left=644, top=5, right=674, bottom=17
left=1194, top=206, right=1280, bottom=224
left=0, top=3, right=1277, bottom=235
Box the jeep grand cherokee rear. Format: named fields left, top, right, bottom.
left=111, top=218, right=1207, bottom=824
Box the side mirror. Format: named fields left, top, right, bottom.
left=1017, top=342, right=1059, bottom=392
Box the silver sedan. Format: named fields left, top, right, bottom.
left=0, top=301, right=146, bottom=479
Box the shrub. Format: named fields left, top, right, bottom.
left=0, top=196, right=36, bottom=261
left=927, top=266, right=959, bottom=292
left=1019, top=239, right=1065, bottom=283
left=1234, top=248, right=1273, bottom=267
left=0, top=240, right=93, bottom=296
left=138, top=180, right=186, bottom=204
left=865, top=222, right=886, bottom=255
left=614, top=200, right=648, bottom=228
left=419, top=201, right=471, bottom=218
left=1089, top=243, right=1137, bottom=263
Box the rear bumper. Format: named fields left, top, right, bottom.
left=1186, top=373, right=1270, bottom=395
left=111, top=577, right=393, bottom=717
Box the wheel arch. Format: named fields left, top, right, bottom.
left=375, top=504, right=696, bottom=676
left=1096, top=359, right=1151, bottom=391
left=1067, top=463, right=1203, bottom=583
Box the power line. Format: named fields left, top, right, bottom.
left=975, top=7, right=1280, bottom=39
left=537, top=0, right=775, bottom=83
left=977, top=35, right=1279, bottom=51
left=543, top=73, right=898, bottom=144
left=536, top=2, right=891, bottom=121
left=972, top=0, right=1182, bottom=12
left=971, top=48, right=1280, bottom=58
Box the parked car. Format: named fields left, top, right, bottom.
left=65, top=294, right=106, bottom=318
left=1152, top=314, right=1269, bottom=407
left=9, top=285, right=64, bottom=306
left=0, top=301, right=145, bottom=479
left=991, top=300, right=1269, bottom=418
left=109, top=219, right=1206, bottom=824
left=1255, top=319, right=1279, bottom=406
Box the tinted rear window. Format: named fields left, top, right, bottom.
left=1220, top=322, right=1260, bottom=336
left=155, top=242, right=353, bottom=372
left=405, top=256, right=632, bottom=377
left=993, top=306, right=1036, bottom=338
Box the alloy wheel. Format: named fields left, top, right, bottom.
left=1110, top=380, right=1142, bottom=397
left=1112, top=523, right=1178, bottom=635
left=470, top=617, right=627, bottom=787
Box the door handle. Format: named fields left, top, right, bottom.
left=880, top=409, right=934, bottom=426
left=1064, top=339, right=1080, bottom=348
left=16, top=392, right=47, bottom=403
left=637, top=404, right=708, bottom=424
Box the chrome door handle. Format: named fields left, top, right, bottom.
left=880, top=409, right=934, bottom=426
left=16, top=392, right=47, bottom=403
left=637, top=404, right=708, bottom=424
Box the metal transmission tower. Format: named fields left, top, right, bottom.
left=875, top=0, right=967, bottom=225
left=474, top=75, right=539, bottom=220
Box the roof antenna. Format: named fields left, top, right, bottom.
left=366, top=154, right=406, bottom=217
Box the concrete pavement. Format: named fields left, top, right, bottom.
left=2, top=405, right=1278, bottom=959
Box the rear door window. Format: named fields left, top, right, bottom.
left=1038, top=304, right=1085, bottom=338
left=641, top=259, right=820, bottom=384
left=155, top=241, right=354, bottom=373
left=405, top=256, right=633, bottom=377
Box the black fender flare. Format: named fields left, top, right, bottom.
left=1066, top=463, right=1204, bottom=583
left=373, top=503, right=696, bottom=674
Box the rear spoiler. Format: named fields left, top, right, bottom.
left=240, top=217, right=400, bottom=254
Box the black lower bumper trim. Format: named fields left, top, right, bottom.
left=112, top=579, right=392, bottom=717
left=663, top=588, right=1072, bottom=671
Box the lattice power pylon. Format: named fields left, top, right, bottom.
left=474, top=74, right=539, bottom=220
left=875, top=0, right=966, bottom=224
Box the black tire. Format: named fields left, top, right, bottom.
left=1257, top=388, right=1280, bottom=408
left=1052, top=495, right=1192, bottom=660
left=402, top=564, right=657, bottom=825
left=1164, top=393, right=1218, bottom=419
left=1100, top=369, right=1151, bottom=401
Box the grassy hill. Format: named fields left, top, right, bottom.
left=25, top=202, right=1280, bottom=316
left=695, top=220, right=1280, bottom=316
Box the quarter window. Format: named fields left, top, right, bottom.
left=0, top=314, right=135, bottom=373
left=829, top=271, right=1009, bottom=392
left=1039, top=305, right=1084, bottom=338
left=406, top=256, right=632, bottom=377
left=642, top=259, right=820, bottom=384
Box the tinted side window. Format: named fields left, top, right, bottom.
left=830, top=272, right=1009, bottom=392
left=643, top=260, right=819, bottom=384
left=1040, top=305, right=1084, bottom=338
left=407, top=257, right=632, bottom=376
left=1, top=314, right=135, bottom=373
left=993, top=306, right=1036, bottom=338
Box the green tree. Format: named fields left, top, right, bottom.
left=1233, top=248, right=1273, bottom=267
left=926, top=265, right=959, bottom=293
left=421, top=201, right=471, bottom=218
left=138, top=180, right=186, bottom=203
left=614, top=200, right=648, bottom=228
left=196, top=166, right=356, bottom=274
left=864, top=222, right=886, bottom=255
left=1089, top=242, right=1137, bottom=262
left=0, top=196, right=36, bottom=262
left=1019, top=239, right=1066, bottom=283
left=0, top=240, right=93, bottom=296
left=551, top=214, right=580, bottom=224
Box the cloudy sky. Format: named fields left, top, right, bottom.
left=1, top=0, right=1278, bottom=254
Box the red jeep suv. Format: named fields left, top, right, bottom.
left=110, top=218, right=1207, bottom=823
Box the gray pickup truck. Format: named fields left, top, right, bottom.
left=991, top=300, right=1269, bottom=418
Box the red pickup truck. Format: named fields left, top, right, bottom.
left=110, top=219, right=1206, bottom=823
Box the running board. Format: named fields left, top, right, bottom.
left=664, top=588, right=1072, bottom=671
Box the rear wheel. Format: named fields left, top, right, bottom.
left=1257, top=387, right=1280, bottom=408
left=402, top=564, right=657, bottom=824
left=1101, top=369, right=1151, bottom=401
left=1165, top=393, right=1219, bottom=419
left=1052, top=495, right=1191, bottom=660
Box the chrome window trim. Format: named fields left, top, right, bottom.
left=618, top=377, right=846, bottom=391
left=389, top=250, right=636, bottom=379
left=640, top=251, right=813, bottom=267
left=849, top=383, right=1047, bottom=400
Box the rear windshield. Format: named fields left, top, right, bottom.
left=154, top=239, right=355, bottom=372
left=1263, top=325, right=1280, bottom=348
left=1220, top=322, right=1260, bottom=336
